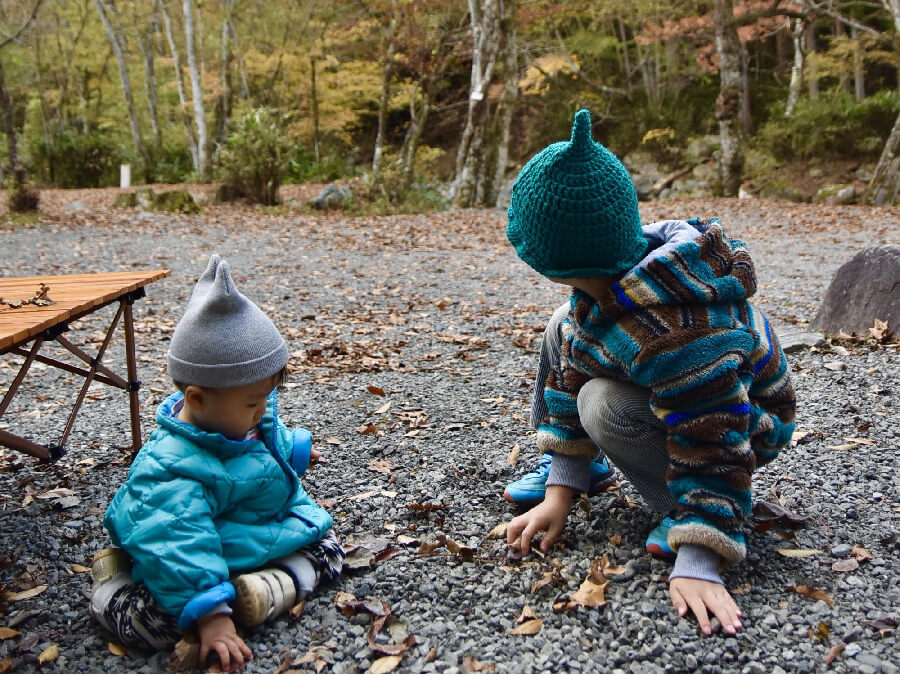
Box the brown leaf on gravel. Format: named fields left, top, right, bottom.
left=324, top=436, right=342, bottom=445
left=553, top=559, right=608, bottom=611
left=356, top=423, right=378, bottom=435
left=868, top=318, right=890, bottom=342
left=370, top=655, right=403, bottom=674
left=486, top=522, right=508, bottom=540
left=417, top=540, right=443, bottom=556
left=851, top=544, right=873, bottom=562
left=729, top=583, right=752, bottom=595
left=407, top=502, right=447, bottom=511
left=367, top=385, right=386, bottom=396
left=166, top=632, right=200, bottom=672
left=530, top=560, right=567, bottom=594
left=864, top=617, right=897, bottom=638
left=775, top=548, right=821, bottom=558
left=334, top=592, right=390, bottom=617
left=2, top=585, right=47, bottom=602
left=368, top=459, right=395, bottom=474
left=507, top=444, right=520, bottom=467
left=367, top=615, right=416, bottom=656
left=825, top=643, right=845, bottom=666
left=439, top=535, right=477, bottom=560
left=0, top=628, right=20, bottom=640
left=108, top=642, right=127, bottom=656
left=786, top=585, right=834, bottom=607
left=289, top=599, right=307, bottom=621
left=37, top=645, right=58, bottom=665
left=608, top=534, right=622, bottom=546
left=425, top=647, right=437, bottom=663
left=462, top=654, right=496, bottom=672
left=289, top=645, right=334, bottom=674
left=0, top=658, right=12, bottom=673
left=831, top=558, right=859, bottom=573
left=510, top=618, right=543, bottom=635
left=600, top=553, right=627, bottom=577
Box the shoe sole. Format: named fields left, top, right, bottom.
left=232, top=575, right=268, bottom=627
left=503, top=472, right=618, bottom=505
left=645, top=542, right=676, bottom=560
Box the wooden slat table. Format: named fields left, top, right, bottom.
left=0, top=270, right=169, bottom=461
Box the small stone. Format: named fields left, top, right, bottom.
left=831, top=544, right=853, bottom=558
left=763, top=613, right=779, bottom=627
left=684, top=655, right=698, bottom=670
left=845, top=643, right=861, bottom=657
left=881, top=660, right=898, bottom=674
left=855, top=653, right=883, bottom=669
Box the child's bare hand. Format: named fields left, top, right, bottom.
left=507, top=485, right=573, bottom=555
left=196, top=613, right=252, bottom=672
left=670, top=578, right=743, bottom=635
left=309, top=447, right=321, bottom=464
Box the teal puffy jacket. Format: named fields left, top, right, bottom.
left=103, top=390, right=333, bottom=628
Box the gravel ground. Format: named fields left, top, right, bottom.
left=1, top=193, right=898, bottom=674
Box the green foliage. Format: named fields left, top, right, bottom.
left=756, top=90, right=900, bottom=161
left=347, top=146, right=447, bottom=215
left=287, top=147, right=355, bottom=183
left=143, top=144, right=196, bottom=184
left=26, top=119, right=120, bottom=188
left=217, top=109, right=293, bottom=205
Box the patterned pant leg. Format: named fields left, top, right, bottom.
left=273, top=528, right=345, bottom=595
left=102, top=582, right=182, bottom=652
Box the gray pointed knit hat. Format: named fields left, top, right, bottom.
left=167, top=254, right=289, bottom=388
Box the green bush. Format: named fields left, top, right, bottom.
left=287, top=148, right=353, bottom=183
left=143, top=143, right=196, bottom=184
left=217, top=108, right=293, bottom=205
left=27, top=121, right=120, bottom=188
left=755, top=90, right=900, bottom=161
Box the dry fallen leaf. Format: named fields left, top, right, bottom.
left=851, top=544, right=873, bottom=562
left=37, top=645, right=58, bottom=665
left=166, top=633, right=200, bottom=671
left=462, top=654, right=496, bottom=673
left=554, top=559, right=609, bottom=611
left=356, top=423, right=378, bottom=435
left=486, top=522, right=508, bottom=540
left=517, top=605, right=539, bottom=623
left=289, top=598, right=307, bottom=620
left=397, top=534, right=419, bottom=546
left=0, top=658, right=11, bottom=674
left=375, top=401, right=392, bottom=415
left=368, top=459, right=395, bottom=474
left=831, top=558, right=859, bottom=573
left=507, top=444, right=520, bottom=467
left=775, top=548, right=821, bottom=558
left=786, top=585, right=834, bottom=607
left=600, top=553, right=627, bottom=577
left=868, top=318, right=890, bottom=341
left=608, top=534, right=622, bottom=546
left=367, top=385, right=386, bottom=396
left=825, top=643, right=845, bottom=665
left=370, top=655, right=403, bottom=674
left=108, top=642, right=127, bottom=656
left=325, top=436, right=342, bottom=445
left=70, top=563, right=91, bottom=574
left=0, top=628, right=21, bottom=640
left=729, top=583, right=752, bottom=595
left=4, top=585, right=48, bottom=602
left=424, top=647, right=437, bottom=663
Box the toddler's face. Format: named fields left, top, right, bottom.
left=192, top=376, right=278, bottom=440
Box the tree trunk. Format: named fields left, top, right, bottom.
left=228, top=22, right=250, bottom=100
left=310, top=54, right=320, bottom=163
left=714, top=0, right=744, bottom=197
left=183, top=0, right=208, bottom=177
left=92, top=0, right=149, bottom=164
left=867, top=0, right=900, bottom=203
left=161, top=0, right=199, bottom=172
left=372, top=0, right=398, bottom=174
left=452, top=0, right=501, bottom=207
left=741, top=42, right=751, bottom=134
left=486, top=0, right=517, bottom=207
left=805, top=22, right=818, bottom=99
left=400, top=89, right=430, bottom=191
left=616, top=16, right=633, bottom=95
left=0, top=56, right=18, bottom=174
left=785, top=18, right=804, bottom=116
left=852, top=24, right=864, bottom=100
left=139, top=2, right=163, bottom=151
left=834, top=14, right=850, bottom=92
left=215, top=0, right=235, bottom=151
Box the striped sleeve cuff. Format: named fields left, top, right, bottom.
left=669, top=544, right=723, bottom=585
left=546, top=453, right=591, bottom=494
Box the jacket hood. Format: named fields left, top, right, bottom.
left=588, top=218, right=757, bottom=316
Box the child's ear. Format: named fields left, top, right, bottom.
left=183, top=385, right=207, bottom=410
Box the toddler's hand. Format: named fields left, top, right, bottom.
left=506, top=485, right=573, bottom=555
left=310, top=447, right=321, bottom=465
left=196, top=613, right=252, bottom=672
left=670, top=577, right=743, bottom=635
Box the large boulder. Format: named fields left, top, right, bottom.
left=308, top=183, right=352, bottom=210
left=813, top=184, right=856, bottom=205
left=684, top=134, right=721, bottom=165
left=812, top=245, right=900, bottom=335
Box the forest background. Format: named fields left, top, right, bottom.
left=4, top=0, right=900, bottom=212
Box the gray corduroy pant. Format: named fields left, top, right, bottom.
left=530, top=303, right=677, bottom=512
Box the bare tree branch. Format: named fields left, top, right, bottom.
left=0, top=0, right=43, bottom=50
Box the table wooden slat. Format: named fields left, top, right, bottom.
left=0, top=270, right=169, bottom=352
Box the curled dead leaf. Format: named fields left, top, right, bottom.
left=507, top=444, right=520, bottom=467
left=462, top=654, right=496, bottom=673
left=851, top=544, right=873, bottom=562
left=0, top=628, right=20, bottom=640
left=553, top=559, right=608, bottom=611
left=370, top=654, right=403, bottom=674
left=367, top=385, right=386, bottom=396
left=517, top=605, right=539, bottom=623
left=729, top=583, right=752, bottom=595
left=825, top=643, right=845, bottom=666
left=600, top=553, right=627, bottom=577
left=70, top=563, right=91, bottom=574
left=108, top=642, right=127, bottom=656
left=510, top=618, right=543, bottom=635
left=486, top=522, right=508, bottom=540
left=289, top=598, right=307, bottom=621
left=775, top=548, right=821, bottom=558
left=608, top=534, right=622, bottom=546
left=166, top=632, right=200, bottom=672
left=356, top=423, right=378, bottom=435
left=37, top=644, right=58, bottom=665
left=786, top=584, right=834, bottom=607
left=4, top=585, right=48, bottom=602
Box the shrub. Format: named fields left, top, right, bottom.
left=26, top=119, right=121, bottom=188
left=287, top=148, right=353, bottom=183
left=217, top=109, right=293, bottom=205
left=756, top=90, right=900, bottom=161
left=6, top=167, right=39, bottom=213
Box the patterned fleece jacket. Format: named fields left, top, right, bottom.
left=538, top=218, right=796, bottom=568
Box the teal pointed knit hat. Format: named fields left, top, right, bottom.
left=506, top=109, right=647, bottom=278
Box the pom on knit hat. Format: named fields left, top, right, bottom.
left=167, top=254, right=289, bottom=388
left=506, top=108, right=648, bottom=278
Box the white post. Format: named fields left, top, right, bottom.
left=120, top=164, right=131, bottom=189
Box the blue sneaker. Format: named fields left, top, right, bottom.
left=645, top=514, right=677, bottom=559
left=503, top=452, right=617, bottom=504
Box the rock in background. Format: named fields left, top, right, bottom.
left=812, top=245, right=900, bottom=334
